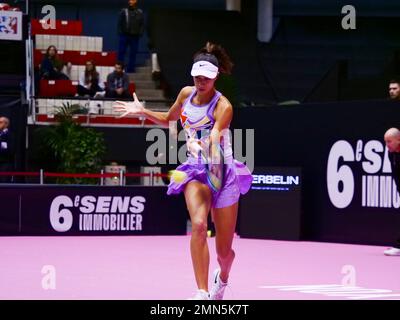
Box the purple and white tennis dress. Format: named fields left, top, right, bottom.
left=167, top=88, right=252, bottom=208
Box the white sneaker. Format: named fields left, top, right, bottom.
left=209, top=269, right=228, bottom=300
left=384, top=247, right=400, bottom=256
left=187, top=289, right=210, bottom=300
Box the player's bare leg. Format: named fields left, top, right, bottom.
left=184, top=180, right=212, bottom=292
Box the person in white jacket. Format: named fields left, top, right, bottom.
left=77, top=60, right=105, bottom=97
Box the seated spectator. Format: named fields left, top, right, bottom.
left=0, top=116, right=12, bottom=183
left=77, top=60, right=105, bottom=98
left=39, top=45, right=70, bottom=80
left=105, top=61, right=131, bottom=98
left=389, top=79, right=400, bottom=100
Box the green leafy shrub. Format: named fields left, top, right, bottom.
left=39, top=103, right=106, bottom=184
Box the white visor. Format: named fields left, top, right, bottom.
left=191, top=61, right=219, bottom=79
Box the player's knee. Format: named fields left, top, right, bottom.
left=191, top=218, right=208, bottom=236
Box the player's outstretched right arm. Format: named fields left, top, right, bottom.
left=113, top=87, right=192, bottom=127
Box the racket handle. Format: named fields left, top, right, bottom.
left=190, top=142, right=202, bottom=153
left=187, top=139, right=209, bottom=163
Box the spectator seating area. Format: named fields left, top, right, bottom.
left=34, top=50, right=116, bottom=67
left=35, top=34, right=103, bottom=52
left=32, top=18, right=147, bottom=125
left=37, top=79, right=136, bottom=97
left=31, top=19, right=82, bottom=36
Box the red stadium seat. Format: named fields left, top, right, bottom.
left=97, top=52, right=117, bottom=66
left=31, top=19, right=83, bottom=36
left=34, top=50, right=74, bottom=67
left=77, top=51, right=91, bottom=65
left=128, top=82, right=136, bottom=95
left=78, top=52, right=117, bottom=66
left=60, top=51, right=79, bottom=64
left=34, top=50, right=117, bottom=67
left=0, top=3, right=11, bottom=10
left=39, top=80, right=78, bottom=97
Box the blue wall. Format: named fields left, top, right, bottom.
left=274, top=0, right=400, bottom=17
left=30, top=0, right=226, bottom=64
left=29, top=0, right=400, bottom=66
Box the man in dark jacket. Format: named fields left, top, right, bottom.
left=0, top=117, right=12, bottom=183
left=105, top=62, right=131, bottom=98
left=118, top=0, right=145, bottom=73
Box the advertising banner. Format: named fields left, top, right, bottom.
left=0, top=11, right=22, bottom=41
left=235, top=100, right=400, bottom=245
left=0, top=186, right=188, bottom=236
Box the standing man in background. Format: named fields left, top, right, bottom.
left=383, top=128, right=400, bottom=256
left=388, top=79, right=400, bottom=100
left=0, top=117, right=12, bottom=183
left=118, top=0, right=145, bottom=73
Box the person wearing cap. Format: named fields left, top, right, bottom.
left=113, top=42, right=252, bottom=300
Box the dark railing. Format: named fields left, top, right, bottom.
left=0, top=170, right=170, bottom=186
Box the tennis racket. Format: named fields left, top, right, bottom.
left=190, top=141, right=224, bottom=193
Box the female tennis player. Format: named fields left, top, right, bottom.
left=114, top=42, right=252, bottom=300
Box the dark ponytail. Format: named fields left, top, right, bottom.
left=194, top=42, right=234, bottom=75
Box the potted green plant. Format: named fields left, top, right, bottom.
left=39, top=102, right=106, bottom=184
